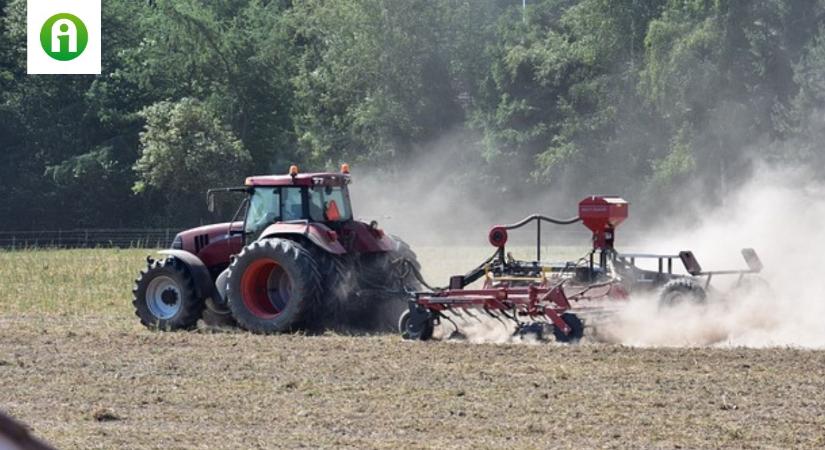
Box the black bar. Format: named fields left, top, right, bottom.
left=500, top=214, right=581, bottom=231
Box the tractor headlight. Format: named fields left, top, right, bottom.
left=171, top=234, right=183, bottom=249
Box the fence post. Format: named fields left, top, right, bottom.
left=2, top=228, right=189, bottom=250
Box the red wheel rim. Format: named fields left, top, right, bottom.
left=240, top=259, right=292, bottom=319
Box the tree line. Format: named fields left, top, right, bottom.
left=2, top=0, right=824, bottom=230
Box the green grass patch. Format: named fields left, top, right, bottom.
left=0, top=248, right=149, bottom=315
left=0, top=245, right=589, bottom=316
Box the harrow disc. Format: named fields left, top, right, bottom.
left=399, top=307, right=434, bottom=341
left=553, top=313, right=584, bottom=343
left=514, top=313, right=584, bottom=343
left=514, top=322, right=554, bottom=341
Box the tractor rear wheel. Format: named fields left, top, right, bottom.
left=356, top=237, right=421, bottom=332
left=132, top=257, right=204, bottom=331
left=226, top=238, right=322, bottom=334
left=658, top=279, right=707, bottom=308
left=311, top=253, right=359, bottom=332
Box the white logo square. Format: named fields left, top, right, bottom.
left=27, top=0, right=101, bottom=74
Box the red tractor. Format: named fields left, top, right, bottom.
left=132, top=164, right=419, bottom=334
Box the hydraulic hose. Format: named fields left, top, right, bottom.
left=499, top=214, right=581, bottom=230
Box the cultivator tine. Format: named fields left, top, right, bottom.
left=447, top=329, right=467, bottom=340
left=537, top=316, right=555, bottom=331
left=440, top=313, right=465, bottom=338
left=540, top=315, right=553, bottom=325
left=499, top=308, right=519, bottom=325
left=464, top=308, right=483, bottom=322
left=484, top=307, right=506, bottom=325
left=448, top=308, right=474, bottom=324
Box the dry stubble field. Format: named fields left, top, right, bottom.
left=1, top=248, right=825, bottom=449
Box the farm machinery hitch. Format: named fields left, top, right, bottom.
left=400, top=196, right=765, bottom=342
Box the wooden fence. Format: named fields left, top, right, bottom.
left=0, top=229, right=177, bottom=249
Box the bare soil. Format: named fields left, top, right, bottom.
left=2, top=249, right=825, bottom=448
left=1, top=315, right=824, bottom=449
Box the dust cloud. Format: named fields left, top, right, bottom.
left=348, top=130, right=586, bottom=248
left=598, top=165, right=825, bottom=348
left=351, top=138, right=825, bottom=348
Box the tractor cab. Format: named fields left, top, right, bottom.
left=243, top=165, right=353, bottom=238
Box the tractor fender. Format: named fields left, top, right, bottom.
left=260, top=222, right=347, bottom=255
left=343, top=221, right=396, bottom=253
left=157, top=249, right=217, bottom=301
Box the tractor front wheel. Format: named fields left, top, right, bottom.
left=132, top=257, right=204, bottom=331
left=226, top=238, right=323, bottom=334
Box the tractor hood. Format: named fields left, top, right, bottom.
left=173, top=222, right=244, bottom=269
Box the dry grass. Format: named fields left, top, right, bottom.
left=0, top=246, right=587, bottom=315
left=0, top=248, right=143, bottom=317
left=2, top=248, right=825, bottom=449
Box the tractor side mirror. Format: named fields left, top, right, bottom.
left=207, top=191, right=216, bottom=212
left=206, top=186, right=250, bottom=214
left=741, top=248, right=763, bottom=273
left=679, top=251, right=703, bottom=276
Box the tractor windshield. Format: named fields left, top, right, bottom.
left=309, top=185, right=352, bottom=222
left=245, top=187, right=281, bottom=236
left=244, top=185, right=352, bottom=236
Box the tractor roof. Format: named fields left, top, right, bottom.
left=245, top=172, right=351, bottom=187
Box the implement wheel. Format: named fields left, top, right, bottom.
left=658, top=279, right=706, bottom=308
left=553, top=313, right=584, bottom=343
left=227, top=238, right=322, bottom=334
left=399, top=307, right=434, bottom=341
left=132, top=257, right=203, bottom=331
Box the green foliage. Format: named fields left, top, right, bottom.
left=287, top=0, right=473, bottom=167
left=134, top=98, right=251, bottom=219
left=641, top=10, right=722, bottom=117
left=3, top=0, right=825, bottom=229
left=788, top=24, right=825, bottom=168
left=651, top=126, right=697, bottom=187
left=475, top=0, right=666, bottom=191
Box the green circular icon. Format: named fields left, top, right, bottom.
left=40, top=13, right=88, bottom=61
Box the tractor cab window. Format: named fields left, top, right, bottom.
left=245, top=188, right=280, bottom=236
left=309, top=185, right=352, bottom=222
left=282, top=188, right=304, bottom=221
